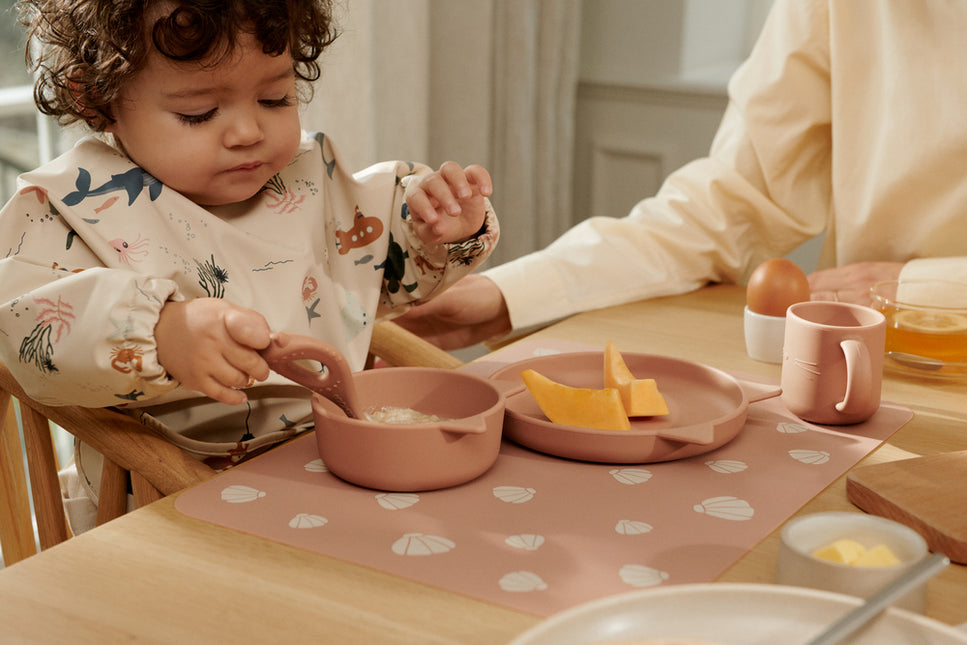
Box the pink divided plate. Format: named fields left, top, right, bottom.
left=490, top=352, right=779, bottom=464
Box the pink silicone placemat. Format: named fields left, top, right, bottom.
left=175, top=340, right=912, bottom=618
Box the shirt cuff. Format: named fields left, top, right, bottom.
left=896, top=257, right=967, bottom=305
left=484, top=252, right=573, bottom=333
left=899, top=257, right=967, bottom=284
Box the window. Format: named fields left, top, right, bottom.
left=0, top=0, right=48, bottom=203
left=0, top=4, right=74, bottom=529
left=0, top=1, right=31, bottom=87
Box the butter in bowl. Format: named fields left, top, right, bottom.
left=776, top=512, right=931, bottom=613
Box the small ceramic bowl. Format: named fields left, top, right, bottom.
left=743, top=305, right=786, bottom=363
left=776, top=512, right=930, bottom=613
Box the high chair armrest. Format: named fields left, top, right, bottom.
left=0, top=360, right=214, bottom=497
left=370, top=320, right=463, bottom=369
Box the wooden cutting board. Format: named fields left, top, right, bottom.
left=846, top=450, right=967, bottom=564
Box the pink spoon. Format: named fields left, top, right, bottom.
left=259, top=332, right=363, bottom=419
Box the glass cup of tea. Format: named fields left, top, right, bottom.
left=869, top=279, right=967, bottom=376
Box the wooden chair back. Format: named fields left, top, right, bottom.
left=0, top=320, right=461, bottom=566
left=368, top=318, right=464, bottom=369
left=0, top=361, right=217, bottom=566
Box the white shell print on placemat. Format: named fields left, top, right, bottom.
left=391, top=533, right=455, bottom=556
left=499, top=571, right=548, bottom=592
left=288, top=513, right=328, bottom=529
left=615, top=520, right=653, bottom=535
left=705, top=459, right=748, bottom=474
left=375, top=492, right=420, bottom=510
left=789, top=449, right=831, bottom=465
left=505, top=534, right=545, bottom=551
left=493, top=486, right=536, bottom=504
left=693, top=496, right=755, bottom=521
left=609, top=468, right=653, bottom=485
left=304, top=458, right=328, bottom=473
left=220, top=484, right=266, bottom=504
left=619, top=564, right=669, bottom=588
left=777, top=422, right=810, bottom=434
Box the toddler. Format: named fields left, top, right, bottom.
left=1, top=0, right=499, bottom=530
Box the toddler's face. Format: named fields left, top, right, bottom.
left=105, top=32, right=302, bottom=206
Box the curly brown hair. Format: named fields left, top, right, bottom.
left=17, top=0, right=339, bottom=131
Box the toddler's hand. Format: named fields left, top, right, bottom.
left=405, top=161, right=492, bottom=245
left=156, top=298, right=272, bottom=405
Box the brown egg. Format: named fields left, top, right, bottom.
left=746, top=258, right=811, bottom=317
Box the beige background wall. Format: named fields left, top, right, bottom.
left=304, top=0, right=778, bottom=268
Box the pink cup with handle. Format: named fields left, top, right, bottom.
left=780, top=301, right=886, bottom=425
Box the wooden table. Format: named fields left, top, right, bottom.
left=2, top=285, right=965, bottom=643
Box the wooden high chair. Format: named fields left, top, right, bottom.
left=0, top=320, right=462, bottom=566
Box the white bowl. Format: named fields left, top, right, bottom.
left=776, top=512, right=930, bottom=613
left=507, top=583, right=967, bottom=645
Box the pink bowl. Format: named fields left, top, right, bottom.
left=309, top=367, right=513, bottom=491
left=260, top=333, right=519, bottom=491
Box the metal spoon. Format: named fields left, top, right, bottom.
left=803, top=552, right=950, bottom=645
left=887, top=351, right=945, bottom=371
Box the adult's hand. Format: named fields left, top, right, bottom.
left=394, top=274, right=511, bottom=349
left=807, top=261, right=903, bottom=306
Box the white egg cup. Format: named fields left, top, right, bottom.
left=775, top=512, right=930, bottom=613
left=743, top=306, right=786, bottom=363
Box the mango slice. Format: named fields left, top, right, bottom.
left=521, top=368, right=631, bottom=431
left=604, top=341, right=669, bottom=417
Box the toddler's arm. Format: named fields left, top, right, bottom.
left=0, top=186, right=263, bottom=408
left=336, top=134, right=499, bottom=320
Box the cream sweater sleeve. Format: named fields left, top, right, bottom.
left=487, top=0, right=832, bottom=332
left=900, top=258, right=967, bottom=285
